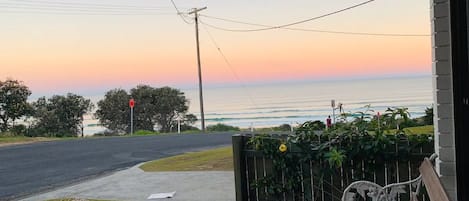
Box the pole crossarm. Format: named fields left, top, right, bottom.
left=188, top=7, right=207, bottom=15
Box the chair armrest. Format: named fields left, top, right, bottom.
left=419, top=158, right=451, bottom=201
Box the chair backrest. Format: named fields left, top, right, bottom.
left=419, top=158, right=451, bottom=201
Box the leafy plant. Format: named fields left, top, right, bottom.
left=245, top=106, right=434, bottom=200
left=325, top=148, right=345, bottom=167
left=206, top=123, right=240, bottom=132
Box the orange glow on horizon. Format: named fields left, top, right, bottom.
left=0, top=0, right=432, bottom=95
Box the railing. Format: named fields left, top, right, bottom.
left=232, top=134, right=434, bottom=201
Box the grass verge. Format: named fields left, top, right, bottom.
left=0, top=136, right=61, bottom=146
left=403, top=125, right=434, bottom=135
left=384, top=125, right=434, bottom=135
left=140, top=146, right=233, bottom=172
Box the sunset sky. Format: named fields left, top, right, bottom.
left=0, top=0, right=431, bottom=96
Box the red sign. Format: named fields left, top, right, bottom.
left=129, top=99, right=135, bottom=108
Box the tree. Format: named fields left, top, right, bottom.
left=130, top=85, right=160, bottom=131
left=423, top=106, right=434, bottom=125
left=273, top=124, right=292, bottom=131
left=298, top=120, right=326, bottom=131
left=31, top=93, right=93, bottom=137
left=0, top=79, right=32, bottom=132
left=384, top=107, right=411, bottom=133
left=95, top=89, right=131, bottom=133
left=152, top=86, right=189, bottom=132
left=96, top=85, right=194, bottom=133
left=207, top=123, right=240, bottom=132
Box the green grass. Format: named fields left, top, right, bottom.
left=133, top=130, right=160, bottom=136
left=403, top=125, right=434, bottom=135
left=140, top=146, right=233, bottom=172
left=383, top=125, right=434, bottom=135
left=0, top=136, right=60, bottom=145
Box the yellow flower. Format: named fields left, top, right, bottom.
left=279, top=144, right=287, bottom=153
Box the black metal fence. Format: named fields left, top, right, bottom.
left=232, top=134, right=434, bottom=201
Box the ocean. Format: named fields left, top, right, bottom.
left=83, top=76, right=433, bottom=135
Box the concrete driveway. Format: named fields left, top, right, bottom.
left=22, top=164, right=235, bottom=201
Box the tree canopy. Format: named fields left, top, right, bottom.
left=0, top=79, right=32, bottom=132
left=31, top=93, right=93, bottom=137
left=207, top=123, right=240, bottom=132
left=96, top=85, right=196, bottom=133
left=424, top=106, right=434, bottom=125
left=95, top=89, right=131, bottom=133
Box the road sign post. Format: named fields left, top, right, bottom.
left=177, top=117, right=181, bottom=134
left=129, top=99, right=135, bottom=135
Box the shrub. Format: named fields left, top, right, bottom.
left=179, top=125, right=200, bottom=132
left=134, top=130, right=159, bottom=136
left=0, top=131, right=16, bottom=137
left=10, top=125, right=27, bottom=136
left=272, top=124, right=292, bottom=131
left=206, top=123, right=240, bottom=132
left=247, top=121, right=434, bottom=200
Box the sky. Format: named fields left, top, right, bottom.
left=0, top=0, right=432, bottom=96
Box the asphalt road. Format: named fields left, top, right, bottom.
left=0, top=133, right=234, bottom=201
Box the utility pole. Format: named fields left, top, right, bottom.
left=188, top=7, right=207, bottom=132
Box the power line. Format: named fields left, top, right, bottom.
left=200, top=0, right=376, bottom=32
left=0, top=10, right=175, bottom=15
left=200, top=14, right=269, bottom=28
left=8, top=0, right=178, bottom=9
left=0, top=5, right=174, bottom=14
left=169, top=0, right=193, bottom=24
left=200, top=15, right=430, bottom=37
left=199, top=22, right=259, bottom=109
left=0, top=2, right=175, bottom=11
left=1, top=0, right=179, bottom=15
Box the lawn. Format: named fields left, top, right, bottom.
left=0, top=136, right=60, bottom=146
left=403, top=125, right=434, bottom=135
left=140, top=146, right=233, bottom=172
left=383, top=125, right=434, bottom=135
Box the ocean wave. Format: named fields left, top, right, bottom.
left=206, top=115, right=318, bottom=122
left=205, top=108, right=331, bottom=116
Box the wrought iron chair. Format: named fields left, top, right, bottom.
left=341, top=154, right=450, bottom=201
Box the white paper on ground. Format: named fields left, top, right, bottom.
left=147, top=191, right=176, bottom=199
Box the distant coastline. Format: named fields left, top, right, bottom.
left=83, top=75, right=433, bottom=135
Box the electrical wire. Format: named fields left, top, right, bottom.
left=1, top=0, right=180, bottom=15
left=200, top=15, right=430, bottom=37
left=0, top=2, right=174, bottom=11
left=169, top=0, right=193, bottom=24
left=0, top=5, right=174, bottom=14
left=8, top=0, right=177, bottom=9
left=0, top=10, right=175, bottom=15
left=200, top=0, right=376, bottom=32
left=199, top=22, right=259, bottom=109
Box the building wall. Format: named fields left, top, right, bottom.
left=431, top=0, right=457, bottom=200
